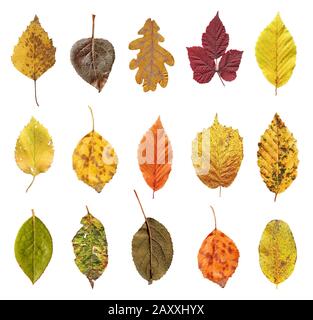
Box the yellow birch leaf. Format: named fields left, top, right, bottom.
left=11, top=15, right=56, bottom=106
left=259, top=220, right=297, bottom=286
left=129, top=18, right=174, bottom=92
left=257, top=113, right=298, bottom=201
left=255, top=13, right=296, bottom=95
left=191, top=115, right=243, bottom=196
left=15, top=117, right=54, bottom=192
left=72, top=107, right=118, bottom=193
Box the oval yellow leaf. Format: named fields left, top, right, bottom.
left=15, top=117, right=54, bottom=192
left=191, top=115, right=243, bottom=195
left=257, top=113, right=298, bottom=201
left=259, top=219, right=297, bottom=286
left=11, top=15, right=56, bottom=106
left=255, top=13, right=296, bottom=95
left=72, top=107, right=118, bottom=193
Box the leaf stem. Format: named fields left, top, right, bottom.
left=219, top=186, right=222, bottom=197
left=86, top=205, right=90, bottom=214
left=31, top=209, right=35, bottom=218
left=26, top=176, right=36, bottom=192
left=217, top=72, right=225, bottom=87
left=91, top=14, right=98, bottom=91
left=210, top=205, right=217, bottom=230
left=274, top=193, right=277, bottom=202
left=134, top=189, right=153, bottom=284
left=34, top=80, right=39, bottom=106
left=275, top=86, right=278, bottom=96
left=88, top=106, right=95, bottom=131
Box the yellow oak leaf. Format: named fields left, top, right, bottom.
left=72, top=107, right=118, bottom=193
left=257, top=113, right=298, bottom=201
left=255, top=13, right=296, bottom=95
left=192, top=115, right=243, bottom=196
left=259, top=220, right=297, bottom=286
left=15, top=117, right=54, bottom=192
left=11, top=15, right=56, bottom=106
left=129, top=18, right=174, bottom=92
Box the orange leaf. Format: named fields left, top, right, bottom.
left=198, top=207, right=239, bottom=288
left=138, top=117, right=172, bottom=198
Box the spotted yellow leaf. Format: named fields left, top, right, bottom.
left=15, top=117, right=54, bottom=192
left=255, top=13, right=296, bottom=95
left=129, top=18, right=174, bottom=92
left=11, top=15, right=56, bottom=106
left=192, top=115, right=243, bottom=196
left=73, top=107, right=118, bottom=192
left=259, top=220, right=297, bottom=286
left=257, top=113, right=298, bottom=201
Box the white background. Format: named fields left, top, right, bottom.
left=0, top=0, right=310, bottom=300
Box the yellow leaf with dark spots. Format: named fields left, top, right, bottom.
left=72, top=107, right=118, bottom=192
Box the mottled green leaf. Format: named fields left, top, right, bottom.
left=72, top=207, right=108, bottom=288
left=132, top=190, right=173, bottom=284
left=14, top=210, right=53, bottom=284
left=259, top=219, right=297, bottom=286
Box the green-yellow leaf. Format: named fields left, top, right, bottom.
left=72, top=107, right=118, bottom=193
left=72, top=206, right=108, bottom=288
left=255, top=13, right=296, bottom=95
left=15, top=210, right=53, bottom=284
left=15, top=117, right=54, bottom=192
left=11, top=15, right=56, bottom=106
left=259, top=220, right=297, bottom=286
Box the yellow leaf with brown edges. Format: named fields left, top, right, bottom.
left=192, top=115, right=243, bottom=195
left=257, top=113, right=298, bottom=201
left=72, top=107, right=118, bottom=193
left=198, top=207, right=239, bottom=288
left=129, top=18, right=174, bottom=92
left=11, top=15, right=56, bottom=106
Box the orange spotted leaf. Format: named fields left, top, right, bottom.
left=138, top=117, right=172, bottom=198
left=198, top=206, right=239, bottom=288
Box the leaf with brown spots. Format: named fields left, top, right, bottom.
left=129, top=18, right=174, bottom=91
left=71, top=15, right=115, bottom=92
left=198, top=206, right=239, bottom=288
left=259, top=220, right=297, bottom=286
left=72, top=107, right=118, bottom=192
left=138, top=117, right=172, bottom=198
left=11, top=15, right=56, bottom=106
left=257, top=113, right=299, bottom=201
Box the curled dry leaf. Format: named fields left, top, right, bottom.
left=187, top=12, right=243, bottom=86
left=132, top=190, right=173, bottom=284
left=257, top=113, right=298, bottom=201
left=129, top=18, right=174, bottom=92
left=192, top=115, right=243, bottom=196
left=255, top=13, right=296, bottom=95
left=72, top=107, right=118, bottom=192
left=138, top=117, right=172, bottom=198
left=15, top=210, right=53, bottom=284
left=11, top=15, right=56, bottom=106
left=15, top=117, right=54, bottom=192
left=259, top=220, right=297, bottom=286
left=198, top=206, right=239, bottom=288
left=72, top=206, right=108, bottom=288
left=71, top=15, right=115, bottom=92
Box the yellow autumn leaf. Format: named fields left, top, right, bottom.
left=255, top=13, right=296, bottom=95
left=192, top=115, right=243, bottom=196
left=259, top=220, right=297, bottom=286
left=257, top=113, right=298, bottom=201
left=73, top=107, right=118, bottom=193
left=129, top=18, right=174, bottom=92
left=15, top=117, right=54, bottom=192
left=11, top=15, right=56, bottom=106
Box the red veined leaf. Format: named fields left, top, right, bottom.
left=202, top=12, right=229, bottom=60
left=187, top=47, right=215, bottom=83
left=218, top=50, right=243, bottom=81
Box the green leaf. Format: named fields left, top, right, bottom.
left=259, top=219, right=297, bottom=286
left=14, top=210, right=53, bottom=284
left=132, top=191, right=173, bottom=284
left=72, top=206, right=108, bottom=288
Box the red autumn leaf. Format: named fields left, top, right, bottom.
left=218, top=50, right=243, bottom=81
left=187, top=47, right=215, bottom=83
left=187, top=12, right=243, bottom=86
left=202, top=12, right=229, bottom=60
